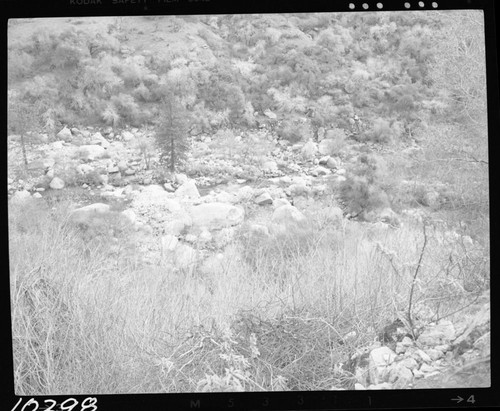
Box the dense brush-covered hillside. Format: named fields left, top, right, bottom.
left=7, top=12, right=484, bottom=139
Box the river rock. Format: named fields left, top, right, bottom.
left=121, top=209, right=136, bottom=224
left=262, top=160, right=278, bottom=173
left=273, top=198, right=291, bottom=209
left=388, top=363, right=413, bottom=389
left=10, top=190, right=31, bottom=204
left=49, top=177, right=65, bottom=190
left=69, top=203, right=110, bottom=227
left=190, top=203, right=245, bottom=230
left=50, top=141, right=64, bottom=150
left=56, top=126, right=72, bottom=141
left=175, top=173, right=189, bottom=185
left=91, top=132, right=110, bottom=148
left=417, top=320, right=456, bottom=346
left=326, top=157, right=340, bottom=169
left=368, top=347, right=397, bottom=385
left=175, top=180, right=200, bottom=200
left=269, top=205, right=308, bottom=235
left=121, top=131, right=135, bottom=142
left=254, top=191, right=273, bottom=205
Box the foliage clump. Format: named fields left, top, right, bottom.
left=277, top=117, right=313, bottom=144
left=321, top=128, right=347, bottom=156
left=362, top=118, right=399, bottom=144
left=340, top=154, right=391, bottom=217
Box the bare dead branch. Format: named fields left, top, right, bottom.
left=407, top=222, right=428, bottom=339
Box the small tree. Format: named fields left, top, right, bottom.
left=339, top=154, right=391, bottom=217
left=135, top=137, right=155, bottom=170
left=8, top=97, right=43, bottom=167
left=155, top=95, right=190, bottom=173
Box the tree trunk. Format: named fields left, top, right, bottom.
left=20, top=133, right=28, bottom=167
left=170, top=134, right=175, bottom=172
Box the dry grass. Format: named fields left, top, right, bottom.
left=9, top=189, right=489, bottom=393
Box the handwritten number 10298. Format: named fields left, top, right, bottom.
left=11, top=397, right=98, bottom=411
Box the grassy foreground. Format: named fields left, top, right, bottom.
left=9, top=196, right=489, bottom=394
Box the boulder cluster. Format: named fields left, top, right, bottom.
left=334, top=298, right=490, bottom=390
left=8, top=125, right=477, bottom=269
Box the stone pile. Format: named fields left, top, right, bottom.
left=343, top=304, right=490, bottom=390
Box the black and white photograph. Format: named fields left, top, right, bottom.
left=7, top=8, right=490, bottom=395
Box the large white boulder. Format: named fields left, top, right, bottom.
left=121, top=209, right=136, bottom=224
left=271, top=204, right=306, bottom=225
left=49, top=177, right=65, bottom=190
left=269, top=205, right=308, bottom=235
left=264, top=109, right=277, bottom=119
left=387, top=363, right=413, bottom=389
left=91, top=132, right=110, bottom=148
left=326, top=157, right=340, bottom=169
left=261, top=160, right=278, bottom=173
left=175, top=173, right=189, bottom=185
left=121, top=130, right=135, bottom=142
left=273, top=198, right=291, bottom=209
left=254, top=191, right=273, bottom=205
left=164, top=198, right=182, bottom=213
left=368, top=347, right=397, bottom=385
left=190, top=202, right=245, bottom=230
left=417, top=320, right=456, bottom=346
left=69, top=203, right=111, bottom=227
left=56, top=126, right=72, bottom=141
left=51, top=141, right=64, bottom=150
left=175, top=180, right=200, bottom=200
left=10, top=190, right=31, bottom=204
left=71, top=203, right=110, bottom=217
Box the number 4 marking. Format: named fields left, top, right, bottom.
left=467, top=395, right=475, bottom=404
